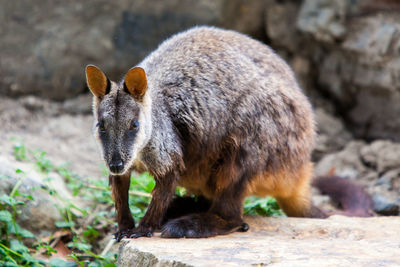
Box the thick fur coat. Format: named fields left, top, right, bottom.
left=85, top=27, right=370, bottom=240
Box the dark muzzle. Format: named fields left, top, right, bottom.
left=110, top=153, right=124, bottom=174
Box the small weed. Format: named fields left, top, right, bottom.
left=244, top=196, right=284, bottom=217
left=34, top=242, right=57, bottom=256
left=2, top=142, right=121, bottom=266
left=12, top=142, right=27, bottom=161
left=33, top=151, right=54, bottom=174
left=176, top=186, right=187, bottom=197
left=0, top=170, right=46, bottom=266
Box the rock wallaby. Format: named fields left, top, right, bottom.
left=85, top=26, right=373, bottom=241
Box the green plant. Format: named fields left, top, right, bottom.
left=20, top=146, right=154, bottom=265
left=3, top=141, right=284, bottom=266
left=0, top=170, right=45, bottom=266
left=244, top=196, right=284, bottom=217
left=33, top=151, right=54, bottom=174
left=2, top=142, right=121, bottom=266
left=12, top=142, right=27, bottom=161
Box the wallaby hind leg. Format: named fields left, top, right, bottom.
left=161, top=212, right=248, bottom=238
left=161, top=179, right=248, bottom=238
left=276, top=192, right=326, bottom=218
left=275, top=163, right=327, bottom=218
left=162, top=196, right=211, bottom=225
left=162, top=145, right=251, bottom=238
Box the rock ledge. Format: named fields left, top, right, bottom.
left=118, top=215, right=400, bottom=266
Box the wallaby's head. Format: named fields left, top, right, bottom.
left=85, top=65, right=152, bottom=175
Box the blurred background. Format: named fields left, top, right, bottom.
left=1, top=0, right=399, bottom=265
left=2, top=0, right=400, bottom=139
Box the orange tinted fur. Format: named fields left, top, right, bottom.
left=246, top=162, right=313, bottom=217
left=178, top=159, right=213, bottom=198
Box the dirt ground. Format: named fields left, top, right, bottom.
left=0, top=95, right=102, bottom=179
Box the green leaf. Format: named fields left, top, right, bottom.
left=103, top=261, right=117, bottom=267
left=9, top=240, right=28, bottom=254
left=14, top=201, right=25, bottom=206
left=55, top=221, right=75, bottom=228
left=74, top=242, right=92, bottom=251
left=88, top=262, right=101, bottom=267
left=7, top=223, right=35, bottom=239
left=130, top=206, right=142, bottom=216
left=0, top=210, right=12, bottom=223
left=244, top=196, right=283, bottom=217
left=49, top=258, right=78, bottom=267
left=1, top=260, right=19, bottom=267
left=68, top=238, right=93, bottom=252
left=175, top=186, right=187, bottom=197
left=83, top=226, right=99, bottom=239
left=12, top=191, right=34, bottom=201
left=4, top=222, right=35, bottom=239
left=18, top=228, right=35, bottom=238
left=0, top=194, right=12, bottom=206
left=22, top=194, right=34, bottom=201
left=13, top=142, right=27, bottom=161
left=21, top=251, right=44, bottom=264
left=132, top=172, right=155, bottom=193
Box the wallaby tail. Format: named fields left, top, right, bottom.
left=313, top=176, right=374, bottom=217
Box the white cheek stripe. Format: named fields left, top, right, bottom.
left=123, top=91, right=153, bottom=174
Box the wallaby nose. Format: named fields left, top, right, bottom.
left=109, top=161, right=123, bottom=173
left=109, top=154, right=124, bottom=174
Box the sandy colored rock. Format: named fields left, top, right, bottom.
left=118, top=215, right=400, bottom=266
left=0, top=156, right=87, bottom=235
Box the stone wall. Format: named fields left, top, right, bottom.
left=0, top=0, right=266, bottom=100
left=2, top=0, right=400, bottom=140
left=265, top=0, right=400, bottom=141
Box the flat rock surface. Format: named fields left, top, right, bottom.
left=119, top=215, right=400, bottom=266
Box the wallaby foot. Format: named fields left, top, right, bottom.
left=161, top=213, right=247, bottom=238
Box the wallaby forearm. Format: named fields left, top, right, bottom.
left=109, top=174, right=135, bottom=240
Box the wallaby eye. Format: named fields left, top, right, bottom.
left=97, top=122, right=106, bottom=133
left=130, top=120, right=139, bottom=131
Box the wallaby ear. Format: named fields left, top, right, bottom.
left=124, top=67, right=147, bottom=100
left=85, top=65, right=110, bottom=98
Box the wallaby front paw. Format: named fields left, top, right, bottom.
left=113, top=229, right=131, bottom=242
left=126, top=229, right=153, bottom=239
left=113, top=227, right=153, bottom=241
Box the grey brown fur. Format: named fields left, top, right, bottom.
left=141, top=26, right=314, bottom=177
left=87, top=26, right=322, bottom=239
